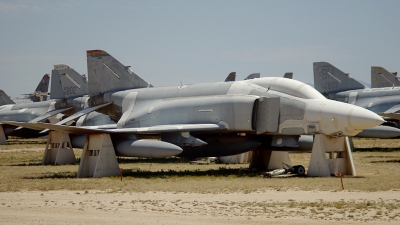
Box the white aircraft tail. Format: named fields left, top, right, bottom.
left=0, top=90, right=15, bottom=105
left=371, top=66, right=400, bottom=88
left=50, top=64, right=89, bottom=99
left=313, top=62, right=366, bottom=96
left=87, top=50, right=152, bottom=96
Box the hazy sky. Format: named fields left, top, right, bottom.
left=1, top=0, right=399, bottom=98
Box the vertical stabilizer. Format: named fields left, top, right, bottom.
left=244, top=73, right=260, bottom=80
left=31, top=74, right=50, bottom=102
left=35, top=74, right=50, bottom=93
left=224, top=72, right=236, bottom=82
left=283, top=72, right=293, bottom=79
left=87, top=50, right=152, bottom=96
left=0, top=90, right=15, bottom=105
left=313, top=62, right=366, bottom=96
left=50, top=64, right=89, bottom=99
left=371, top=66, right=400, bottom=88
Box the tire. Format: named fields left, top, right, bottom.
left=293, top=165, right=305, bottom=175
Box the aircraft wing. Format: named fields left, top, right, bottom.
left=5, top=122, right=227, bottom=135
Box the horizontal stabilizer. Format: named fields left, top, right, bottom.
left=29, top=107, right=74, bottom=123
left=6, top=122, right=227, bottom=135
left=378, top=113, right=400, bottom=121
left=40, top=102, right=112, bottom=133
left=14, top=107, right=74, bottom=130
left=377, top=104, right=400, bottom=120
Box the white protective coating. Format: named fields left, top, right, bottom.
left=249, top=77, right=325, bottom=99
left=278, top=98, right=385, bottom=136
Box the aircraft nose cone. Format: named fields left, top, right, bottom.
left=348, top=107, right=384, bottom=130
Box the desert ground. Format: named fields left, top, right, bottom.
left=0, top=137, right=400, bottom=224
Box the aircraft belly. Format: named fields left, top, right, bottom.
left=177, top=136, right=261, bottom=158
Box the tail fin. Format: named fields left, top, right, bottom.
left=244, top=73, right=260, bottom=80
left=50, top=64, right=89, bottom=99
left=0, top=90, right=15, bottom=105
left=30, top=74, right=50, bottom=102
left=313, top=62, right=366, bottom=96
left=224, top=72, right=236, bottom=82
left=283, top=72, right=293, bottom=79
left=371, top=66, right=400, bottom=88
left=87, top=50, right=152, bottom=96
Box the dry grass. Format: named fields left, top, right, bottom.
left=1, top=137, right=400, bottom=193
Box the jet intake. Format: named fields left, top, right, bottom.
left=252, top=97, right=280, bottom=134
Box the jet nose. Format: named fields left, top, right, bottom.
left=348, top=107, right=384, bottom=130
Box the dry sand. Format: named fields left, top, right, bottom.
left=1, top=138, right=400, bottom=224
left=1, top=190, right=399, bottom=224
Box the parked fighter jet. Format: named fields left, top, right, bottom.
left=8, top=50, right=384, bottom=178
left=314, top=62, right=400, bottom=127
left=0, top=64, right=114, bottom=144
left=13, top=74, right=50, bottom=103
left=371, top=66, right=400, bottom=88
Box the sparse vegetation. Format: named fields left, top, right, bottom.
left=0, top=137, right=400, bottom=193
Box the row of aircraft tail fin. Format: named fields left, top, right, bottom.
left=313, top=62, right=367, bottom=97
left=0, top=90, right=15, bottom=105
left=224, top=72, right=291, bottom=82
left=50, top=64, right=89, bottom=99
left=314, top=62, right=399, bottom=97
left=371, top=66, right=400, bottom=88
left=24, top=74, right=50, bottom=102
left=1, top=60, right=396, bottom=108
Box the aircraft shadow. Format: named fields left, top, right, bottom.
left=24, top=167, right=255, bottom=179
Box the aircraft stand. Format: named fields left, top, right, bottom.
left=249, top=150, right=291, bottom=171
left=0, top=125, right=7, bottom=145
left=77, top=133, right=120, bottom=178
left=43, top=131, right=76, bottom=165
left=307, top=134, right=356, bottom=177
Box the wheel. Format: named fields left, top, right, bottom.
left=293, top=165, right=305, bottom=175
